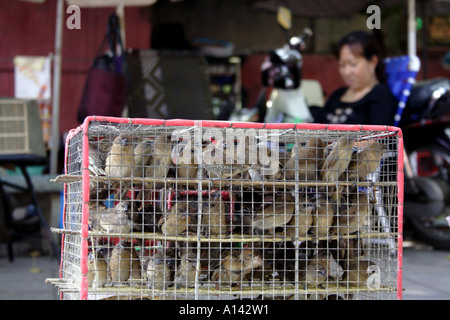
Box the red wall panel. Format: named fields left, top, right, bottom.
left=0, top=0, right=151, bottom=135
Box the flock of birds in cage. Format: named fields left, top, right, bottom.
left=66, top=125, right=397, bottom=299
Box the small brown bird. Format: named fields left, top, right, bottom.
left=320, top=136, right=355, bottom=202
left=175, top=157, right=199, bottom=180
left=145, top=250, right=174, bottom=290
left=285, top=137, right=326, bottom=181
left=210, top=249, right=263, bottom=285
left=99, top=200, right=133, bottom=234
left=202, top=191, right=228, bottom=236
left=285, top=202, right=315, bottom=239
left=109, top=240, right=141, bottom=285
left=248, top=144, right=282, bottom=181
left=345, top=140, right=387, bottom=181
left=158, top=202, right=197, bottom=236
left=174, top=250, right=198, bottom=288
left=251, top=193, right=296, bottom=234
left=145, top=133, right=174, bottom=182
left=310, top=248, right=344, bottom=282
left=173, top=142, right=199, bottom=180
left=87, top=247, right=109, bottom=289
left=88, top=202, right=108, bottom=231
left=203, top=141, right=251, bottom=180
left=329, top=190, right=371, bottom=236
left=342, top=259, right=378, bottom=288
left=105, top=134, right=135, bottom=178
left=133, top=138, right=153, bottom=178
left=309, top=197, right=334, bottom=241
left=320, top=136, right=355, bottom=181
left=298, top=262, right=327, bottom=288
left=332, top=237, right=366, bottom=263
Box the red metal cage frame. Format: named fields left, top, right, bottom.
left=59, top=115, right=404, bottom=300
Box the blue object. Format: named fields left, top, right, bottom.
left=384, top=55, right=421, bottom=127
left=104, top=193, right=115, bottom=208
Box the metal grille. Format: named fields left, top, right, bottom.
left=48, top=116, right=403, bottom=300
left=0, top=99, right=46, bottom=157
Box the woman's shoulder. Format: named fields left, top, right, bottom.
left=370, top=83, right=395, bottom=96
left=367, top=83, right=397, bottom=103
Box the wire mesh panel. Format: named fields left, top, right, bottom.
left=48, top=116, right=403, bottom=300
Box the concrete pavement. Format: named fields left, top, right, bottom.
left=0, top=239, right=449, bottom=300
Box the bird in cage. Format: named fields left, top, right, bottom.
left=320, top=136, right=355, bottom=202
left=173, top=142, right=199, bottom=180
left=247, top=143, right=283, bottom=181
left=145, top=133, right=174, bottom=184
left=311, top=246, right=344, bottom=283
left=342, top=258, right=378, bottom=288
left=284, top=201, right=315, bottom=239
left=284, top=137, right=326, bottom=181
left=251, top=192, right=296, bottom=235
left=332, top=237, right=366, bottom=264
left=243, top=242, right=277, bottom=282
left=329, top=189, right=371, bottom=236
left=88, top=202, right=108, bottom=231
left=105, top=134, right=135, bottom=179
left=145, top=250, right=175, bottom=290
left=210, top=248, right=263, bottom=286
left=175, top=249, right=198, bottom=288
left=109, top=240, right=142, bottom=285
left=345, top=140, right=387, bottom=181
left=298, top=261, right=327, bottom=288
left=158, top=202, right=198, bottom=236
left=98, top=200, right=133, bottom=234
left=87, top=247, right=109, bottom=289
left=133, top=138, right=153, bottom=178
left=309, top=196, right=334, bottom=241
left=202, top=191, right=228, bottom=236
left=202, top=139, right=252, bottom=180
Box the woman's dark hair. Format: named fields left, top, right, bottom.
left=334, top=30, right=387, bottom=84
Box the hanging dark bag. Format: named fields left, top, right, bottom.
left=77, top=13, right=127, bottom=123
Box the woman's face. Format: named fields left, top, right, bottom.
left=338, top=44, right=378, bottom=91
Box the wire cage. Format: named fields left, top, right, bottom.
left=47, top=116, right=404, bottom=300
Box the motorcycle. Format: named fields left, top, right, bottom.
left=399, top=77, right=450, bottom=249
left=229, top=6, right=313, bottom=123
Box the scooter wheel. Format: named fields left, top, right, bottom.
left=406, top=144, right=450, bottom=249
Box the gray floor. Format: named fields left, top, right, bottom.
left=401, top=241, right=450, bottom=300
left=0, top=239, right=449, bottom=300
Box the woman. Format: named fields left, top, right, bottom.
left=313, top=30, right=397, bottom=125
